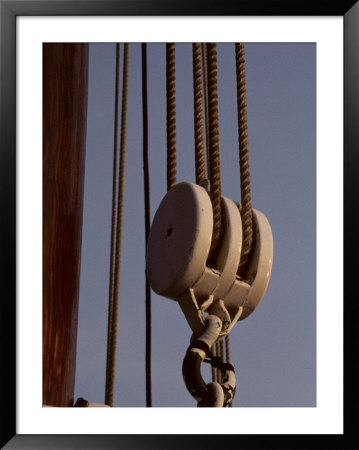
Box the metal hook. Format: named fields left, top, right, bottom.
left=182, top=315, right=236, bottom=407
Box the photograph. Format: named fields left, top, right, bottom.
left=54, top=41, right=316, bottom=409
left=3, top=3, right=354, bottom=447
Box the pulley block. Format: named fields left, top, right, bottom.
left=146, top=182, right=273, bottom=337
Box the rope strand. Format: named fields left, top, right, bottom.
left=206, top=43, right=222, bottom=261
left=211, top=344, right=217, bottom=382
left=105, top=43, right=121, bottom=406
left=142, top=43, right=152, bottom=407
left=166, top=43, right=177, bottom=191
left=192, top=43, right=206, bottom=185
left=225, top=335, right=232, bottom=406
left=105, top=43, right=130, bottom=407
left=235, top=43, right=253, bottom=276
left=214, top=340, right=222, bottom=383
left=201, top=44, right=211, bottom=178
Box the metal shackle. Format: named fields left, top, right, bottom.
left=182, top=315, right=236, bottom=407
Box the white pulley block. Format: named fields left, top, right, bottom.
left=146, top=182, right=215, bottom=299
left=146, top=182, right=241, bottom=302
left=146, top=182, right=273, bottom=336
left=224, top=209, right=273, bottom=320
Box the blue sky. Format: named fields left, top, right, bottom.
left=74, top=42, right=316, bottom=407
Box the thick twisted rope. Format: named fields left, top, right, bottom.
left=192, top=43, right=206, bottom=185
left=105, top=43, right=130, bottom=407
left=166, top=43, right=177, bottom=191
left=201, top=44, right=211, bottom=178
left=206, top=43, right=222, bottom=261
left=235, top=43, right=253, bottom=276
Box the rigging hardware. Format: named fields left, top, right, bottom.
left=146, top=182, right=272, bottom=335
left=182, top=315, right=236, bottom=407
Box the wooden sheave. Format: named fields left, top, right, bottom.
left=43, top=44, right=89, bottom=406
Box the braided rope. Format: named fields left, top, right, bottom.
left=206, top=43, right=222, bottom=259
left=105, top=43, right=130, bottom=407
left=192, top=43, right=206, bottom=184
left=166, top=43, right=177, bottom=191
left=204, top=46, right=223, bottom=384
left=201, top=44, right=211, bottom=177
left=235, top=43, right=253, bottom=275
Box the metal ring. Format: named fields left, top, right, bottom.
left=181, top=315, right=236, bottom=407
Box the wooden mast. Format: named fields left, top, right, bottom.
left=43, top=44, right=89, bottom=406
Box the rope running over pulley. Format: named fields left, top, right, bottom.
left=98, top=42, right=253, bottom=408
left=154, top=42, right=254, bottom=407
left=235, top=43, right=253, bottom=277
left=205, top=43, right=222, bottom=264
left=194, top=42, right=253, bottom=405
left=193, top=43, right=222, bottom=384
left=193, top=43, right=234, bottom=400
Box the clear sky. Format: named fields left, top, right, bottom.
left=74, top=42, right=316, bottom=408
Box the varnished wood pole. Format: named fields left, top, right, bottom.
left=43, top=44, right=89, bottom=406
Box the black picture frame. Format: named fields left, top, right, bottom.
left=1, top=0, right=357, bottom=448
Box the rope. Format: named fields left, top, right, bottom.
left=225, top=335, right=231, bottom=365
left=205, top=43, right=222, bottom=261
left=142, top=43, right=152, bottom=407
left=202, top=43, right=220, bottom=386
left=225, top=335, right=232, bottom=406
left=211, top=345, right=217, bottom=382
left=166, top=43, right=177, bottom=191
left=235, top=43, right=253, bottom=276
left=192, top=43, right=206, bottom=185
left=215, top=338, right=224, bottom=382
left=105, top=43, right=121, bottom=406
left=199, top=43, right=225, bottom=385
left=212, top=337, right=232, bottom=403
left=105, top=43, right=130, bottom=407
left=201, top=44, right=210, bottom=177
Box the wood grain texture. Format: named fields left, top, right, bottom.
left=43, top=44, right=88, bottom=406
